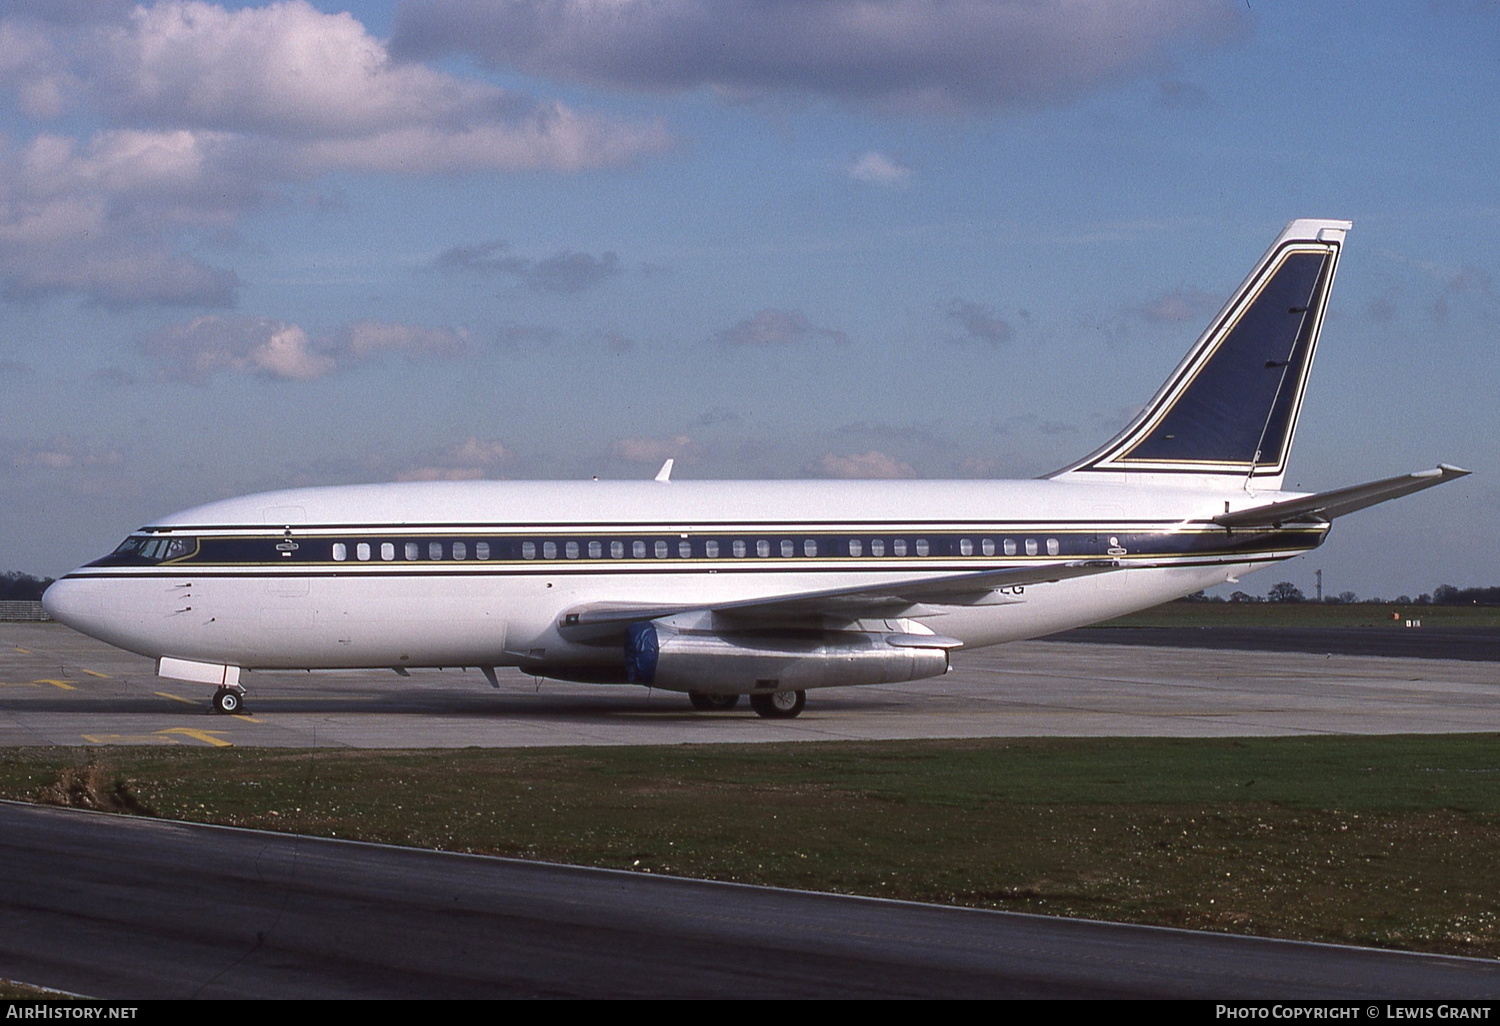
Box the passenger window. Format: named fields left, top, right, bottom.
left=959, top=538, right=973, bottom=556
left=757, top=540, right=771, bottom=558
left=429, top=542, right=443, bottom=560
left=733, top=540, right=747, bottom=557
left=982, top=538, right=995, bottom=556
left=870, top=539, right=884, bottom=557
left=1004, top=539, right=1017, bottom=556
left=333, top=543, right=347, bottom=561
left=453, top=541, right=467, bottom=560
left=849, top=539, right=863, bottom=557
left=476, top=541, right=490, bottom=560
left=915, top=539, right=929, bottom=557
left=893, top=539, right=907, bottom=557
left=705, top=540, right=720, bottom=558
left=522, top=541, right=536, bottom=559
left=804, top=539, right=817, bottom=557
left=357, top=542, right=371, bottom=561
left=611, top=540, right=625, bottom=558
left=381, top=542, right=395, bottom=561
left=566, top=541, right=580, bottom=559
left=655, top=540, right=669, bottom=558
left=679, top=540, right=692, bottom=558
left=405, top=542, right=419, bottom=560
left=780, top=540, right=794, bottom=557
left=633, top=541, right=646, bottom=558
left=1047, top=538, right=1060, bottom=556
left=543, top=541, right=556, bottom=559
left=1025, top=539, right=1038, bottom=556
left=588, top=541, right=602, bottom=558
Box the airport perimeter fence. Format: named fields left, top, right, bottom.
left=0, top=601, right=48, bottom=621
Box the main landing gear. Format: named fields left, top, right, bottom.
left=687, top=684, right=810, bottom=717
left=749, top=690, right=806, bottom=720
left=685, top=689, right=807, bottom=718
left=211, top=685, right=247, bottom=715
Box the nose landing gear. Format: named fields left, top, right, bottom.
left=211, top=685, right=247, bottom=715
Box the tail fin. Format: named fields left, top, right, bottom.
left=1050, top=218, right=1350, bottom=490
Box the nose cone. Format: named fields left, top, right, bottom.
left=41, top=575, right=100, bottom=630
left=41, top=573, right=163, bottom=659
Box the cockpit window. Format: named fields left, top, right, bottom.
left=104, top=534, right=197, bottom=564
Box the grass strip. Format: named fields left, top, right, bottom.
left=4, top=735, right=1499, bottom=959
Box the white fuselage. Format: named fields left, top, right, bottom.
left=43, top=476, right=1326, bottom=682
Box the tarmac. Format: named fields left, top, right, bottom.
left=2, top=621, right=1496, bottom=748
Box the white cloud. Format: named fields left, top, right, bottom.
left=612, top=434, right=699, bottom=463
left=814, top=450, right=915, bottom=479
left=394, top=436, right=514, bottom=481
left=0, top=1, right=671, bottom=306
left=849, top=151, right=911, bottom=186
left=1131, top=288, right=1218, bottom=324
left=140, top=314, right=468, bottom=383
left=392, top=0, right=1248, bottom=113
left=435, top=241, right=623, bottom=293
left=10, top=435, right=124, bottom=471
left=712, top=308, right=850, bottom=347
left=339, top=320, right=468, bottom=359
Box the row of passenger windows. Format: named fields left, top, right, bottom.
left=329, top=535, right=1065, bottom=562
left=334, top=541, right=493, bottom=562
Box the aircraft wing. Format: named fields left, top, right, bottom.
left=558, top=559, right=1120, bottom=637
left=1213, top=464, right=1470, bottom=529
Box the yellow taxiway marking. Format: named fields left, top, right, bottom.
left=32, top=679, right=76, bottom=690
left=13, top=647, right=31, bottom=654
left=152, top=690, right=263, bottom=721
left=157, top=728, right=234, bottom=748
left=81, top=728, right=233, bottom=748
left=81, top=669, right=110, bottom=679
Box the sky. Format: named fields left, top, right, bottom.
left=0, top=0, right=1494, bottom=601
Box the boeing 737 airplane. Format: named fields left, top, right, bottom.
left=43, top=219, right=1467, bottom=718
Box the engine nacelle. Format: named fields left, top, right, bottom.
left=624, top=621, right=951, bottom=694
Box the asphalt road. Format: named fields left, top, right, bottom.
left=4, top=801, right=1498, bottom=1000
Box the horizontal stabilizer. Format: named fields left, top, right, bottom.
left=1213, top=465, right=1470, bottom=528
left=560, top=560, right=1120, bottom=636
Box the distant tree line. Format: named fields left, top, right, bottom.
left=1184, top=583, right=1500, bottom=605
left=1, top=572, right=53, bottom=601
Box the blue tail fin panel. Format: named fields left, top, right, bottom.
left=1121, top=250, right=1331, bottom=466
left=1052, top=219, right=1349, bottom=487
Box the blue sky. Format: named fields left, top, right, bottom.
left=0, top=0, right=1493, bottom=600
